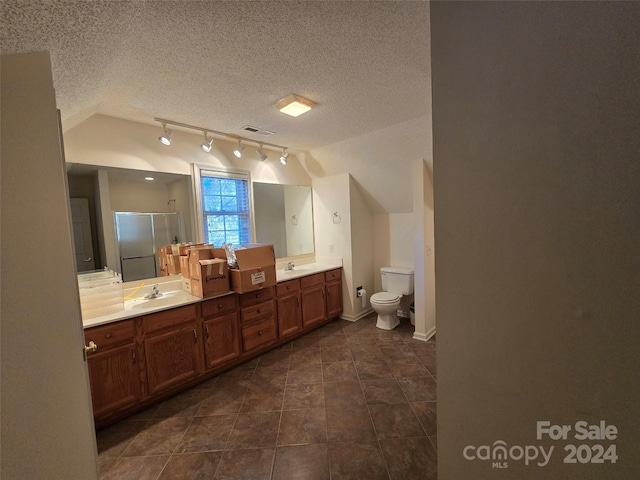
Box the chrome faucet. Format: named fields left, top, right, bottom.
left=144, top=284, right=162, bottom=299
left=284, top=261, right=295, bottom=271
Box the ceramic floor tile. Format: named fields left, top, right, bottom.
left=100, top=455, right=169, bottom=480
left=397, top=376, right=437, bottom=402
left=227, top=411, right=280, bottom=449
left=322, top=361, right=359, bottom=382
left=240, top=381, right=285, bottom=413
left=214, top=448, right=275, bottom=479
left=96, top=420, right=149, bottom=459
left=354, top=359, right=394, bottom=379
left=287, top=362, right=323, bottom=384
left=283, top=383, right=325, bottom=410
left=289, top=346, right=322, bottom=365
left=277, top=408, right=327, bottom=446
left=158, top=452, right=223, bottom=479
left=328, top=442, right=390, bottom=480
left=320, top=346, right=353, bottom=363
left=325, top=405, right=377, bottom=444
left=272, top=444, right=330, bottom=480
left=361, top=378, right=406, bottom=405
left=197, top=383, right=248, bottom=416
left=122, top=416, right=192, bottom=457
left=386, top=359, right=430, bottom=378
left=410, top=401, right=437, bottom=436
left=323, top=381, right=366, bottom=408
left=380, top=437, right=437, bottom=480
left=153, top=389, right=210, bottom=419
left=174, top=414, right=237, bottom=453
left=369, top=403, right=426, bottom=440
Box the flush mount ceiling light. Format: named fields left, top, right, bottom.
left=280, top=148, right=289, bottom=165
left=201, top=132, right=213, bottom=152
left=153, top=118, right=290, bottom=166
left=275, top=94, right=317, bottom=117
left=144, top=176, right=155, bottom=181
left=233, top=139, right=245, bottom=158
left=158, top=123, right=172, bottom=145
left=256, top=144, right=268, bottom=162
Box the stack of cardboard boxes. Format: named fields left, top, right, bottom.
left=161, top=243, right=277, bottom=299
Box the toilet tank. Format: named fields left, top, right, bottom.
left=380, top=267, right=414, bottom=295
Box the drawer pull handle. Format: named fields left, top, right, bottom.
left=193, top=329, right=198, bottom=342
left=105, top=333, right=112, bottom=338
left=132, top=349, right=136, bottom=362
left=205, top=325, right=210, bottom=338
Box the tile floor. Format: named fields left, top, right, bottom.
left=96, top=313, right=437, bottom=479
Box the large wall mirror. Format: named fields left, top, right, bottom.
left=66, top=164, right=194, bottom=279
left=253, top=183, right=314, bottom=259
left=66, top=166, right=315, bottom=281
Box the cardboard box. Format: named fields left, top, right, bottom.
left=167, top=254, right=181, bottom=275
left=179, top=255, right=190, bottom=278
left=229, top=244, right=276, bottom=293
left=190, top=258, right=230, bottom=298
left=158, top=246, right=173, bottom=276
left=181, top=277, right=192, bottom=294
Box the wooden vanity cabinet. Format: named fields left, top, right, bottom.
left=325, top=268, right=343, bottom=318
left=142, top=304, right=200, bottom=395
left=276, top=278, right=302, bottom=338
left=84, top=319, right=142, bottom=418
left=300, top=273, right=327, bottom=328
left=201, top=294, right=240, bottom=369
left=239, top=287, right=277, bottom=354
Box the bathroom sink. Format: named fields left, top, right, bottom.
left=127, top=290, right=194, bottom=311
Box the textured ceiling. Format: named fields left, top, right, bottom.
left=1, top=0, right=432, bottom=214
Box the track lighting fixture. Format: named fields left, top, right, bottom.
left=233, top=140, right=245, bottom=158
left=158, top=123, right=172, bottom=146
left=153, top=118, right=290, bottom=165
left=257, top=144, right=268, bottom=162
left=201, top=132, right=213, bottom=152
left=280, top=148, right=289, bottom=165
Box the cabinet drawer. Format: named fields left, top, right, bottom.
left=276, top=278, right=300, bottom=296
left=325, top=268, right=342, bottom=283
left=239, top=287, right=273, bottom=308
left=85, top=319, right=135, bottom=351
left=241, top=317, right=276, bottom=353
left=143, top=304, right=197, bottom=334
left=300, top=272, right=324, bottom=289
left=241, top=300, right=275, bottom=324
left=201, top=294, right=237, bottom=318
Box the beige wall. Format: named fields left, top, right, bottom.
left=432, top=2, right=640, bottom=478
left=64, top=114, right=312, bottom=186
left=1, top=52, right=99, bottom=479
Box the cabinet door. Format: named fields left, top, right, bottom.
left=326, top=280, right=343, bottom=318
left=203, top=313, right=240, bottom=369
left=144, top=324, right=199, bottom=395
left=277, top=293, right=301, bottom=338
left=86, top=343, right=141, bottom=417
left=301, top=285, right=326, bottom=328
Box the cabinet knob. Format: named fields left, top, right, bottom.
left=256, top=309, right=261, bottom=314
left=105, top=333, right=112, bottom=339
left=218, top=304, right=223, bottom=309
left=84, top=341, right=98, bottom=354
left=258, top=330, right=263, bottom=335
left=256, top=294, right=261, bottom=298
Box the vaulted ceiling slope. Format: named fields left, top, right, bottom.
left=1, top=0, right=432, bottom=214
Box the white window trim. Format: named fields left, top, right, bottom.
left=191, top=163, right=255, bottom=245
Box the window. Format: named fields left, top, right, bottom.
left=195, top=167, right=251, bottom=247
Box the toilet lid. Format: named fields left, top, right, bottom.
left=371, top=292, right=401, bottom=304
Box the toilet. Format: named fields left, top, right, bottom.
left=370, top=266, right=414, bottom=330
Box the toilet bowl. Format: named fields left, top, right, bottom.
left=370, top=292, right=402, bottom=330
left=371, top=266, right=414, bottom=330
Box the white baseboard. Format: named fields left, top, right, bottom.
left=340, top=308, right=374, bottom=322
left=412, top=325, right=436, bottom=342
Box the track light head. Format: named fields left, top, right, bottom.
left=201, top=132, right=213, bottom=152
left=158, top=123, right=172, bottom=146
left=257, top=144, right=268, bottom=162
left=280, top=148, right=289, bottom=165
left=233, top=140, right=244, bottom=158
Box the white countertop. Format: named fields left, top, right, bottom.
left=83, top=262, right=342, bottom=329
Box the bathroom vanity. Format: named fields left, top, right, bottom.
left=83, top=264, right=342, bottom=428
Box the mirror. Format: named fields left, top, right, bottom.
left=253, top=183, right=314, bottom=258
left=66, top=164, right=194, bottom=277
